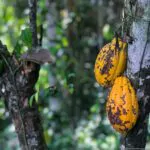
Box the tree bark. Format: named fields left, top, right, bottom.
left=28, top=0, right=38, bottom=48
left=121, top=0, right=150, bottom=149
left=0, top=0, right=47, bottom=149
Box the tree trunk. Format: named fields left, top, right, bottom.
left=121, top=0, right=150, bottom=149
left=0, top=0, right=47, bottom=149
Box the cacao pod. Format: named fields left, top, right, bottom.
left=94, top=37, right=127, bottom=87
left=106, top=76, right=139, bottom=135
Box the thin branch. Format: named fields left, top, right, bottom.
left=28, top=0, right=38, bottom=48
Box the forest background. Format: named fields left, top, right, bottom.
left=0, top=0, right=150, bottom=150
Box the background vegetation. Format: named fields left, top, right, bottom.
left=0, top=0, right=150, bottom=149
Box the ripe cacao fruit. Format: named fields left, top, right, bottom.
left=106, top=76, right=139, bottom=135
left=94, top=37, right=127, bottom=87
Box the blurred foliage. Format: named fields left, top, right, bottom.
left=0, top=0, right=150, bottom=150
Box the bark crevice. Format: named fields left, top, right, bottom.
left=121, top=0, right=150, bottom=149
left=0, top=0, right=47, bottom=149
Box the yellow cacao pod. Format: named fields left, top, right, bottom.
left=94, top=37, right=127, bottom=87
left=106, top=76, right=139, bottom=135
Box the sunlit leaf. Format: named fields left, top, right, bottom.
left=29, top=94, right=34, bottom=107
left=20, top=28, right=32, bottom=48
left=90, top=104, right=100, bottom=113
left=103, top=24, right=113, bottom=41
left=35, top=92, right=39, bottom=103
left=61, top=37, right=68, bottom=47
left=14, top=41, right=23, bottom=56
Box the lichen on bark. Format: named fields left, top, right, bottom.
left=121, top=0, right=150, bottom=149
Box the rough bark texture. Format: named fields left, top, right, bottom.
left=121, top=0, right=150, bottom=149
left=28, top=0, right=38, bottom=48
left=0, top=44, right=47, bottom=150
left=0, top=0, right=47, bottom=149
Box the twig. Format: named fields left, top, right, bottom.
left=28, top=0, right=38, bottom=48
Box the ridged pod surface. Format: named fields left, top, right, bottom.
left=94, top=38, right=127, bottom=87
left=106, top=76, right=139, bottom=135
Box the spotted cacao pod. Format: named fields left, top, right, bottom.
left=106, top=76, right=139, bottom=135
left=94, top=37, right=127, bottom=87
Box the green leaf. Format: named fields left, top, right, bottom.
left=20, top=28, right=32, bottom=48
left=103, top=24, right=113, bottom=41
left=29, top=91, right=39, bottom=107
left=61, top=37, right=68, bottom=47
left=90, top=104, right=100, bottom=113
left=29, top=94, right=35, bottom=107
left=35, top=91, right=39, bottom=103
left=14, top=41, right=23, bottom=57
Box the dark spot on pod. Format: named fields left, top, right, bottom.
left=124, top=121, right=130, bottom=125
left=110, top=99, right=115, bottom=104
left=132, top=106, right=137, bottom=115
left=116, top=107, right=121, bottom=116
left=107, top=106, right=123, bottom=125
left=115, top=118, right=122, bottom=125
left=120, top=94, right=126, bottom=105
left=102, top=49, right=107, bottom=53
left=122, top=108, right=128, bottom=115
left=112, top=106, right=115, bottom=110
left=118, top=128, right=124, bottom=132
left=120, top=86, right=123, bottom=89
left=100, top=49, right=114, bottom=75
left=104, top=78, right=111, bottom=86
left=99, top=68, right=102, bottom=73
left=101, top=53, right=106, bottom=60
left=128, top=86, right=132, bottom=93
left=124, top=127, right=129, bottom=133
